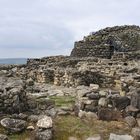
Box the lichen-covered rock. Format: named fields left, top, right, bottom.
left=0, top=118, right=27, bottom=133
left=37, top=116, right=53, bottom=129
left=35, top=129, right=52, bottom=140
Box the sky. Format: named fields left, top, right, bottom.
left=0, top=0, right=139, bottom=58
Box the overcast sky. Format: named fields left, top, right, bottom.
left=0, top=0, right=139, bottom=58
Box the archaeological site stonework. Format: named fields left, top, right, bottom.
left=0, top=25, right=140, bottom=140
left=71, top=25, right=140, bottom=59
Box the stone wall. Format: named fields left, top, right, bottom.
left=0, top=77, right=27, bottom=114
left=71, top=42, right=112, bottom=58
left=53, top=68, right=104, bottom=87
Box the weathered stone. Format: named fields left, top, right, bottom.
left=0, top=118, right=27, bottom=133
left=46, top=108, right=57, bottom=118
left=131, top=90, right=140, bottom=109
left=27, top=126, right=35, bottom=130
left=136, top=118, right=140, bottom=127
left=131, top=127, right=140, bottom=136
left=111, top=96, right=130, bottom=110
left=37, top=98, right=55, bottom=110
left=90, top=84, right=99, bottom=91
left=125, top=116, right=136, bottom=127
left=37, top=116, right=52, bottom=129
left=26, top=78, right=34, bottom=86
left=98, top=108, right=122, bottom=121
left=77, top=87, right=92, bottom=98
left=48, top=89, right=64, bottom=96
left=27, top=115, right=39, bottom=123
left=109, top=133, right=134, bottom=140
left=35, top=129, right=52, bottom=140
left=99, top=90, right=108, bottom=97
left=0, top=134, right=9, bottom=140
left=98, top=98, right=108, bottom=107
left=86, top=134, right=102, bottom=140
left=84, top=101, right=98, bottom=112
left=87, top=93, right=100, bottom=100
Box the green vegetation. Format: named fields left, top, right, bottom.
left=0, top=127, right=32, bottom=140
left=53, top=115, right=131, bottom=140
left=49, top=96, right=75, bottom=107
left=9, top=131, right=33, bottom=140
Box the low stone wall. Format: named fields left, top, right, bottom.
left=0, top=78, right=27, bottom=114
left=54, top=69, right=104, bottom=87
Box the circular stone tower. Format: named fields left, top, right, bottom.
left=70, top=25, right=140, bottom=59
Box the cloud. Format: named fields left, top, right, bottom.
left=0, top=0, right=139, bottom=58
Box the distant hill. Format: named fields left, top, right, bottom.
left=0, top=58, right=27, bottom=64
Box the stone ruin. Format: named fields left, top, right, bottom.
left=25, top=25, right=140, bottom=124
left=71, top=25, right=140, bottom=59
left=0, top=25, right=140, bottom=139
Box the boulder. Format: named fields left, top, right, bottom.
left=77, top=88, right=92, bottom=98
left=131, top=127, right=140, bottom=137
left=90, top=84, right=99, bottom=91
left=37, top=116, right=52, bottom=129
left=0, top=134, right=9, bottom=140
left=84, top=101, right=98, bottom=112
left=98, top=108, right=122, bottom=121
left=0, top=118, right=27, bottom=133
left=109, top=133, right=134, bottom=140
left=98, top=98, right=108, bottom=107
left=35, top=129, right=52, bottom=140
left=78, top=110, right=97, bottom=119
left=124, top=116, right=136, bottom=127
left=99, top=90, right=108, bottom=97
left=111, top=96, right=130, bottom=110
left=87, top=93, right=100, bottom=100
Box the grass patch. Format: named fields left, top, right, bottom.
left=53, top=115, right=131, bottom=140
left=49, top=96, right=75, bottom=107
left=0, top=128, right=33, bottom=140
left=9, top=132, right=31, bottom=140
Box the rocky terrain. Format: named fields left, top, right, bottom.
left=0, top=25, right=140, bottom=140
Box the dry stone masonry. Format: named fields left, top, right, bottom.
left=71, top=25, right=140, bottom=59
left=0, top=25, right=140, bottom=140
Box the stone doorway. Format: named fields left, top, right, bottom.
left=108, top=46, right=115, bottom=59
